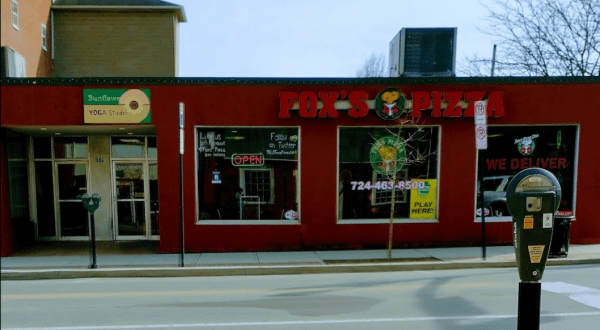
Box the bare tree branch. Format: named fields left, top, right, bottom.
left=461, top=0, right=600, bottom=76
left=356, top=52, right=387, bottom=77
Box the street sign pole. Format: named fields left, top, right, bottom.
left=179, top=102, right=185, bottom=267
left=475, top=101, right=488, bottom=260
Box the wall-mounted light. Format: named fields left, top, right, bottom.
left=41, top=127, right=47, bottom=131
left=55, top=132, right=61, bottom=135
left=118, top=127, right=125, bottom=131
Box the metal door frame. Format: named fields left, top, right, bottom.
left=112, top=160, right=152, bottom=240
left=54, top=160, right=90, bottom=240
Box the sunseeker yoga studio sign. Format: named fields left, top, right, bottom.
left=84, top=89, right=151, bottom=124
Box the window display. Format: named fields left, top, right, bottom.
left=196, top=127, right=299, bottom=221
left=475, top=125, right=577, bottom=221
left=338, top=126, right=439, bottom=221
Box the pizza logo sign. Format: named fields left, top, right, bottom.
left=369, top=136, right=407, bottom=175
left=375, top=88, right=406, bottom=120
left=515, top=134, right=539, bottom=155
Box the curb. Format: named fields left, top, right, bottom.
left=2, top=258, right=599, bottom=281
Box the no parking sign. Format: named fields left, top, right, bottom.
left=475, top=101, right=488, bottom=150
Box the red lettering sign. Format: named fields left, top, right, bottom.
left=348, top=91, right=369, bottom=118
left=231, top=154, right=264, bottom=167
left=279, top=89, right=505, bottom=118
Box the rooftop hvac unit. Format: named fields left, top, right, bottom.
left=389, top=28, right=456, bottom=77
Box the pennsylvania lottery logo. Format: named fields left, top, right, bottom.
left=417, top=182, right=431, bottom=196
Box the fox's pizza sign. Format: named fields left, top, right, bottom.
left=279, top=88, right=504, bottom=119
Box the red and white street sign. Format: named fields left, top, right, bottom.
left=475, top=101, right=487, bottom=149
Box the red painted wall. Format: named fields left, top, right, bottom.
left=1, top=81, right=599, bottom=255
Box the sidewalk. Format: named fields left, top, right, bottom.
left=2, top=244, right=599, bottom=280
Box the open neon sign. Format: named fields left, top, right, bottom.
left=231, top=154, right=264, bottom=166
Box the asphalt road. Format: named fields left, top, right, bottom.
left=2, top=265, right=599, bottom=330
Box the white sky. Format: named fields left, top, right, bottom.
left=176, top=0, right=499, bottom=78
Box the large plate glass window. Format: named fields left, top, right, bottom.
left=196, top=127, right=299, bottom=221
left=475, top=125, right=578, bottom=221
left=338, top=126, right=439, bottom=222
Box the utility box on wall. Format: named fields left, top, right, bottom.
left=389, top=28, right=457, bottom=77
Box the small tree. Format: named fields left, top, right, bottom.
left=357, top=52, right=388, bottom=77
left=369, top=90, right=437, bottom=259
left=463, top=0, right=600, bottom=76
left=374, top=122, right=436, bottom=260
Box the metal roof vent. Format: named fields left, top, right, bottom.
left=389, top=28, right=457, bottom=77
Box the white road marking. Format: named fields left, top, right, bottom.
left=69, top=278, right=98, bottom=283
left=542, top=281, right=600, bottom=309
left=3, top=312, right=600, bottom=330
left=542, top=282, right=600, bottom=294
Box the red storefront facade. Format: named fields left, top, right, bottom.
left=1, top=77, right=599, bottom=256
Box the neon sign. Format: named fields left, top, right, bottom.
left=231, top=154, right=264, bottom=166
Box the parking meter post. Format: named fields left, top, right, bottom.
left=80, top=193, right=101, bottom=269
left=506, top=168, right=561, bottom=330
left=518, top=281, right=541, bottom=330
left=89, top=212, right=98, bottom=269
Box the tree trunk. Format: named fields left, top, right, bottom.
left=388, top=169, right=397, bottom=260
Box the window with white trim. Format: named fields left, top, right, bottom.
left=371, top=170, right=408, bottom=206
left=5, top=47, right=27, bottom=77
left=338, top=126, right=439, bottom=221
left=42, top=24, right=47, bottom=51
left=12, top=0, right=19, bottom=30
left=241, top=169, right=274, bottom=204
left=196, top=127, right=299, bottom=221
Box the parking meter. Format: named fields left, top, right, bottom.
left=506, top=168, right=561, bottom=282
left=81, top=193, right=101, bottom=213
left=80, top=193, right=101, bottom=269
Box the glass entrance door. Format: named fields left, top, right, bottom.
left=56, top=162, right=89, bottom=237
left=113, top=162, right=150, bottom=238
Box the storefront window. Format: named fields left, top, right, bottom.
left=196, top=127, right=299, bottom=221
left=33, top=137, right=51, bottom=159
left=54, top=137, right=88, bottom=158
left=35, top=161, right=55, bottom=237
left=476, top=125, right=578, bottom=221
left=338, top=126, right=439, bottom=222
left=147, top=137, right=157, bottom=158
left=111, top=137, right=145, bottom=158
left=5, top=131, right=30, bottom=221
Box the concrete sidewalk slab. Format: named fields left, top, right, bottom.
left=2, top=244, right=599, bottom=280
left=256, top=251, right=323, bottom=264
left=420, top=246, right=516, bottom=263
left=315, top=249, right=431, bottom=262
left=96, top=254, right=180, bottom=267
left=195, top=252, right=259, bottom=265
left=1, top=256, right=90, bottom=269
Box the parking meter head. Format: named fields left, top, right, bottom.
left=506, top=168, right=560, bottom=282
left=506, top=168, right=561, bottom=216
left=81, top=193, right=101, bottom=213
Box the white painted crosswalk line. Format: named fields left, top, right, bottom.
left=542, top=282, right=600, bottom=310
